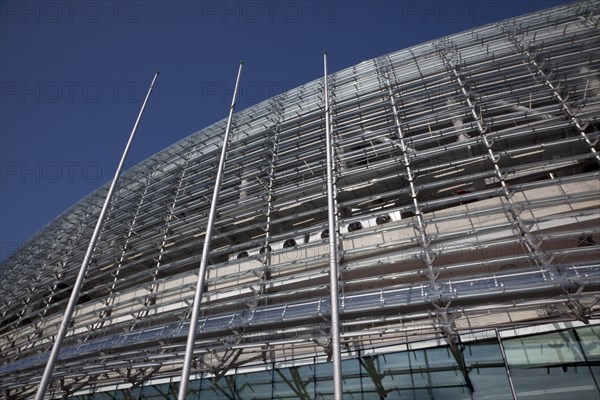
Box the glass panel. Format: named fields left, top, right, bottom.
left=576, top=325, right=600, bottom=362
left=504, top=331, right=584, bottom=366
left=408, top=348, right=466, bottom=390
left=237, top=370, right=273, bottom=399
left=504, top=330, right=599, bottom=399
left=271, top=364, right=317, bottom=399
left=369, top=347, right=474, bottom=396
left=344, top=358, right=368, bottom=395
left=507, top=365, right=598, bottom=400
left=379, top=351, right=410, bottom=371
left=91, top=326, right=599, bottom=399
left=381, top=370, right=414, bottom=390
left=314, top=361, right=334, bottom=399
left=114, top=387, right=142, bottom=399
left=95, top=393, right=117, bottom=400
left=140, top=383, right=171, bottom=399
left=464, top=341, right=513, bottom=399
left=198, top=376, right=238, bottom=400
left=430, top=386, right=471, bottom=399
left=422, top=347, right=459, bottom=369
left=395, top=388, right=432, bottom=399
left=425, top=369, right=465, bottom=387
left=469, top=367, right=513, bottom=399
left=464, top=341, right=504, bottom=365
left=181, top=378, right=201, bottom=400
left=272, top=372, right=301, bottom=398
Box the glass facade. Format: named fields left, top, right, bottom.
left=69, top=324, right=599, bottom=399
left=504, top=328, right=600, bottom=399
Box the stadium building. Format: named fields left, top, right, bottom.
left=1, top=1, right=599, bottom=398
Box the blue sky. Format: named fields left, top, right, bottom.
left=0, top=0, right=574, bottom=261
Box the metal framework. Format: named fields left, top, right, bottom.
left=1, top=1, right=599, bottom=398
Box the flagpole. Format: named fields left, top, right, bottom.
left=323, top=51, right=343, bottom=400
left=177, top=62, right=243, bottom=400
left=35, top=70, right=160, bottom=400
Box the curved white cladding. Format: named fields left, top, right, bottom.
left=1, top=1, right=599, bottom=398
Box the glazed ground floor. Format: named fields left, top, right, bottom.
left=69, top=321, right=600, bottom=399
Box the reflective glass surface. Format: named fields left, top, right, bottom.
left=504, top=329, right=599, bottom=399
left=69, top=326, right=599, bottom=400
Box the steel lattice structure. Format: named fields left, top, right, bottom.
left=1, top=1, right=599, bottom=398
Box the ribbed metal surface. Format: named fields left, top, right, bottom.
left=1, top=1, right=599, bottom=398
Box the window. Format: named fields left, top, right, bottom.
left=376, top=214, right=391, bottom=225
left=348, top=221, right=363, bottom=232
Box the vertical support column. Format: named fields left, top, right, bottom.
left=178, top=62, right=243, bottom=400
left=35, top=70, right=159, bottom=400
left=323, top=52, right=343, bottom=400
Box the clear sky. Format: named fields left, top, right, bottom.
left=0, top=0, right=574, bottom=261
